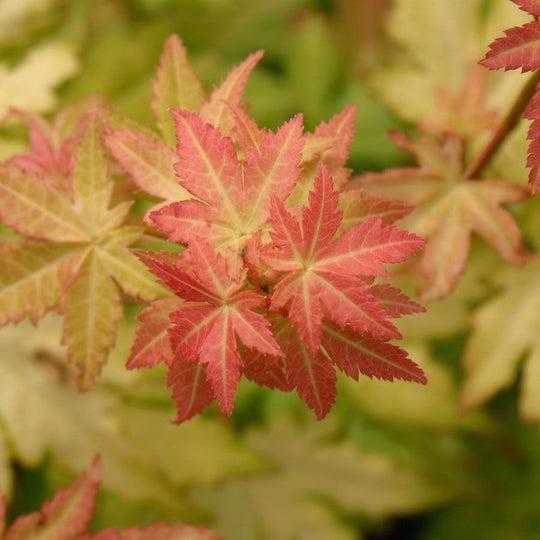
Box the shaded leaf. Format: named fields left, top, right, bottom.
left=461, top=259, right=540, bottom=421
left=193, top=416, right=457, bottom=540
left=5, top=456, right=101, bottom=540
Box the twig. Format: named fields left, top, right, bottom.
left=465, top=69, right=540, bottom=179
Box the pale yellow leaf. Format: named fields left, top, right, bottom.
left=117, top=407, right=267, bottom=488
left=367, top=0, right=529, bottom=124
left=0, top=0, right=57, bottom=41
left=0, top=41, right=78, bottom=116
left=0, top=316, right=191, bottom=508
left=461, top=259, right=540, bottom=417
left=105, top=129, right=191, bottom=206
left=95, top=201, right=132, bottom=238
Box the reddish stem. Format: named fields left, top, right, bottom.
left=465, top=69, right=540, bottom=179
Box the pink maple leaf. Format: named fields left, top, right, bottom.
left=140, top=242, right=282, bottom=414
left=262, top=164, right=423, bottom=352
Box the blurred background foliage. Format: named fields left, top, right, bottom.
left=1, top=0, right=540, bottom=539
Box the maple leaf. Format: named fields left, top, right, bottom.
left=0, top=456, right=224, bottom=540
left=151, top=110, right=304, bottom=254
left=0, top=108, right=171, bottom=389
left=350, top=131, right=531, bottom=301
left=192, top=416, right=458, bottom=540
left=7, top=109, right=77, bottom=186
left=480, top=20, right=540, bottom=72
left=286, top=105, right=357, bottom=207
left=106, top=35, right=265, bottom=221
left=107, top=35, right=358, bottom=231
left=139, top=242, right=282, bottom=415
left=228, top=166, right=426, bottom=419
left=514, top=0, right=540, bottom=15
left=1, top=455, right=102, bottom=539
left=460, top=258, right=540, bottom=421
left=420, top=66, right=499, bottom=138
left=0, top=41, right=78, bottom=117
left=150, top=34, right=205, bottom=145
left=479, top=0, right=540, bottom=188
left=263, top=164, right=423, bottom=351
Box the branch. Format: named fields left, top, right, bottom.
left=465, top=69, right=540, bottom=179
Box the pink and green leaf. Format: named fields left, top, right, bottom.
left=150, top=34, right=205, bottom=145
left=0, top=165, right=90, bottom=242
left=200, top=50, right=264, bottom=137
left=153, top=111, right=305, bottom=252
left=2, top=455, right=224, bottom=539
left=321, top=322, right=427, bottom=384
left=5, top=456, right=102, bottom=540
left=127, top=298, right=181, bottom=369
left=105, top=129, right=192, bottom=206
left=166, top=360, right=215, bottom=423
left=276, top=317, right=337, bottom=420
left=0, top=241, right=81, bottom=326
left=265, top=166, right=420, bottom=351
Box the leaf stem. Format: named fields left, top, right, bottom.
left=465, top=69, right=540, bottom=179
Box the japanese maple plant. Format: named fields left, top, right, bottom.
left=2, top=0, right=540, bottom=535
left=0, top=35, right=427, bottom=424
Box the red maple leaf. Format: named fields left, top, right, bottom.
left=514, top=0, right=540, bottom=15
left=262, top=164, right=423, bottom=352
left=480, top=0, right=540, bottom=188
left=139, top=242, right=282, bottom=415
left=151, top=110, right=304, bottom=254
left=244, top=313, right=426, bottom=420
left=480, top=20, right=540, bottom=72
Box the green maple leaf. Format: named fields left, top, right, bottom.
left=192, top=416, right=458, bottom=540
left=461, top=258, right=540, bottom=421
left=0, top=109, right=171, bottom=389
